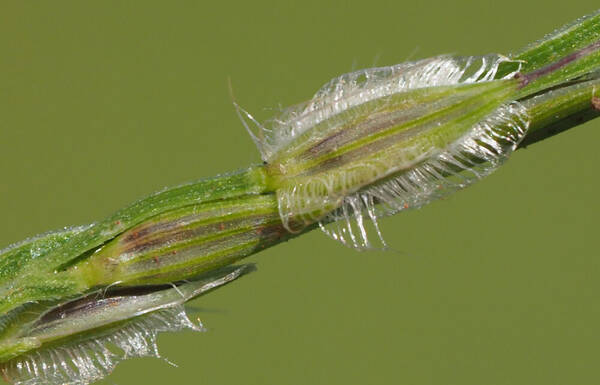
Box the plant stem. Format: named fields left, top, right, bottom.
left=519, top=77, right=600, bottom=147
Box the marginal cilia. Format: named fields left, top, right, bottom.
left=1, top=9, right=600, bottom=385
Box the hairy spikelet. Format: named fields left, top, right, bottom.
left=0, top=265, right=254, bottom=385
left=241, top=55, right=526, bottom=236
left=0, top=307, right=200, bottom=385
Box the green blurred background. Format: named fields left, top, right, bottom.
left=1, top=1, right=599, bottom=384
